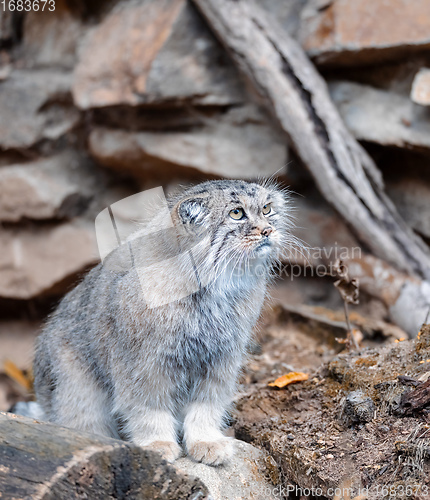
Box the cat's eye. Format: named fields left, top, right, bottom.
left=262, top=204, right=272, bottom=215
left=229, top=207, right=245, bottom=220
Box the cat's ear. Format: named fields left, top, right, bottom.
left=176, top=196, right=210, bottom=225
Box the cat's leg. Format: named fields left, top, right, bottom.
left=51, top=354, right=119, bottom=439
left=33, top=341, right=54, bottom=420
left=183, top=377, right=235, bottom=466
left=121, top=406, right=181, bottom=462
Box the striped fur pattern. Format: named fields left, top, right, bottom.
left=34, top=179, right=293, bottom=465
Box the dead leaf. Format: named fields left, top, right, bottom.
left=3, top=360, right=33, bottom=392
left=268, top=371, right=309, bottom=388
left=332, top=259, right=359, bottom=305
left=334, top=277, right=359, bottom=305
left=336, top=328, right=363, bottom=347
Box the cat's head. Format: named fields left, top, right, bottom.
left=172, top=179, right=293, bottom=268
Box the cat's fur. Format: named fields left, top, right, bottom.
left=33, top=179, right=292, bottom=465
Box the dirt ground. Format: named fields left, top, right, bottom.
left=234, top=299, right=430, bottom=500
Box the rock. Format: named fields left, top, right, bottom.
left=256, top=0, right=308, bottom=39
left=344, top=253, right=430, bottom=337
left=0, top=321, right=40, bottom=370
left=88, top=105, right=287, bottom=179
left=176, top=440, right=279, bottom=500
left=92, top=106, right=216, bottom=132
left=386, top=178, right=430, bottom=239
left=0, top=379, right=14, bottom=413
left=0, top=70, right=79, bottom=150
left=73, top=0, right=244, bottom=109
left=0, top=152, right=94, bottom=222
left=0, top=220, right=99, bottom=300
left=22, top=0, right=83, bottom=69
left=329, top=81, right=430, bottom=151
left=291, top=195, right=359, bottom=267
left=274, top=303, right=406, bottom=345
left=389, top=280, right=430, bottom=337
left=342, top=390, right=374, bottom=425
left=0, top=321, right=41, bottom=411
left=411, top=68, right=430, bottom=105
left=276, top=192, right=427, bottom=335
left=1, top=413, right=274, bottom=499
left=0, top=9, right=13, bottom=41
left=0, top=320, right=41, bottom=411
left=0, top=412, right=210, bottom=499
left=302, top=0, right=430, bottom=66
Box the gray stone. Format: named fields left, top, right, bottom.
left=0, top=9, right=13, bottom=41
left=411, top=68, right=430, bottom=106
left=342, top=391, right=374, bottom=425
left=0, top=220, right=99, bottom=300
left=291, top=195, right=359, bottom=267
left=73, top=0, right=244, bottom=109
left=176, top=440, right=279, bottom=500
left=89, top=104, right=287, bottom=179
left=329, top=81, right=430, bottom=151
left=389, top=280, right=430, bottom=336
left=0, top=152, right=94, bottom=222
left=22, top=0, right=83, bottom=69
left=387, top=179, right=430, bottom=239
left=0, top=320, right=40, bottom=371
left=0, top=70, right=79, bottom=150
left=256, top=0, right=308, bottom=39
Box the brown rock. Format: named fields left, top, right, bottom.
left=0, top=152, right=94, bottom=222
left=0, top=220, right=98, bottom=300
left=0, top=70, right=79, bottom=150
left=302, top=0, right=430, bottom=66
left=73, top=0, right=244, bottom=108
left=89, top=105, right=287, bottom=179
left=22, top=0, right=83, bottom=69
left=329, top=81, right=430, bottom=150
left=411, top=68, right=430, bottom=106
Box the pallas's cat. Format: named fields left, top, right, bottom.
left=34, top=179, right=292, bottom=465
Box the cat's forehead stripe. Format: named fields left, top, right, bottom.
left=179, top=180, right=281, bottom=213
left=183, top=179, right=269, bottom=197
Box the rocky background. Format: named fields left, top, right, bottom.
left=1, top=0, right=430, bottom=496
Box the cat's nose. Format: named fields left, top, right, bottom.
left=261, top=227, right=273, bottom=237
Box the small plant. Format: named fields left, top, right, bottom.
left=331, top=259, right=361, bottom=350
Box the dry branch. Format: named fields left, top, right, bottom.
left=192, top=0, right=430, bottom=280
left=399, top=379, right=430, bottom=416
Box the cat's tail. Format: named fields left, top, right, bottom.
left=8, top=401, right=46, bottom=420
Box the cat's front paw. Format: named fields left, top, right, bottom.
left=187, top=438, right=234, bottom=466
left=142, top=440, right=181, bottom=463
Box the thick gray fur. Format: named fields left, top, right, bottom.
left=33, top=179, right=292, bottom=465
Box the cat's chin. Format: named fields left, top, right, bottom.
left=253, top=241, right=273, bottom=258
